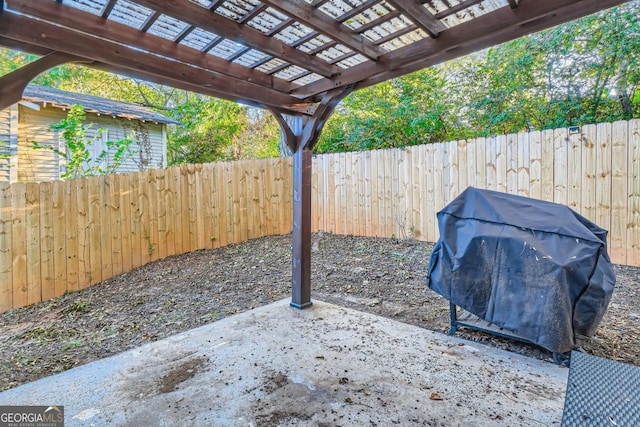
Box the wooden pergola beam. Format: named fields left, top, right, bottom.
left=386, top=0, right=446, bottom=38
left=0, top=41, right=276, bottom=112
left=100, top=0, right=117, bottom=19
left=0, top=52, right=86, bottom=110
left=132, top=0, right=340, bottom=78
left=292, top=0, right=630, bottom=97
left=434, top=0, right=484, bottom=20
left=0, top=11, right=315, bottom=114
left=8, top=0, right=297, bottom=94
left=260, top=0, right=387, bottom=60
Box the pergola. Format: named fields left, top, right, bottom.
left=0, top=0, right=628, bottom=309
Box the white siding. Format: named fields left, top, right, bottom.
left=0, top=107, right=12, bottom=182
left=16, top=106, right=167, bottom=182
left=18, top=105, right=64, bottom=182
left=89, top=115, right=166, bottom=173
left=0, top=106, right=18, bottom=183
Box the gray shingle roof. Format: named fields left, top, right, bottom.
left=22, top=84, right=179, bottom=125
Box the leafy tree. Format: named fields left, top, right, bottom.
left=318, top=1, right=640, bottom=150
left=230, top=108, right=280, bottom=160
left=168, top=98, right=247, bottom=164
left=463, top=2, right=640, bottom=135
left=316, top=67, right=470, bottom=153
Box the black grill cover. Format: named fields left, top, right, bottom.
left=426, top=187, right=616, bottom=354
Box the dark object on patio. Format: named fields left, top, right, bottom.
left=561, top=351, right=640, bottom=426
left=426, top=187, right=616, bottom=354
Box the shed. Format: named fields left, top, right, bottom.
left=0, top=84, right=178, bottom=182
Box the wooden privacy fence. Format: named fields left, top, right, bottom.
left=0, top=159, right=293, bottom=313
left=311, top=119, right=640, bottom=267
left=1, top=120, right=639, bottom=313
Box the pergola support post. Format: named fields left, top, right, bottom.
left=291, top=140, right=313, bottom=308
left=270, top=85, right=354, bottom=309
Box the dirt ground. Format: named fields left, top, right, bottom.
left=0, top=232, right=638, bottom=392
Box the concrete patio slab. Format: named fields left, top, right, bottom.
left=0, top=299, right=568, bottom=426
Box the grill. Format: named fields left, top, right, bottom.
left=426, top=187, right=616, bottom=355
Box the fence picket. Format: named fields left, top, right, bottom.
left=581, top=124, right=597, bottom=222
left=628, top=119, right=640, bottom=266
left=517, top=132, right=530, bottom=197
left=147, top=170, right=160, bottom=261
left=201, top=164, right=214, bottom=249
left=311, top=157, right=320, bottom=233
left=39, top=182, right=55, bottom=301
left=64, top=179, right=79, bottom=291
left=155, top=169, right=168, bottom=258
left=109, top=174, right=123, bottom=275
left=596, top=123, right=612, bottom=235
left=0, top=183, right=12, bottom=312
left=99, top=176, right=113, bottom=281
left=467, top=138, right=477, bottom=188
left=611, top=121, right=628, bottom=264
left=433, top=142, right=445, bottom=215
left=567, top=128, right=582, bottom=212
left=118, top=174, right=132, bottom=272
left=88, top=176, right=102, bottom=285
left=76, top=178, right=91, bottom=288
left=540, top=130, right=554, bottom=202
left=179, top=166, right=192, bottom=252
left=369, top=150, right=379, bottom=236
left=11, top=183, right=27, bottom=308
left=475, top=137, right=486, bottom=191
left=496, top=135, right=507, bottom=193
left=485, top=136, right=497, bottom=191
left=52, top=181, right=67, bottom=297
left=194, top=164, right=207, bottom=248
left=457, top=140, right=468, bottom=194
left=25, top=182, right=41, bottom=304
left=129, top=172, right=143, bottom=270
left=506, top=133, right=518, bottom=195
left=425, top=144, right=436, bottom=242
left=553, top=128, right=568, bottom=205
left=529, top=131, right=542, bottom=200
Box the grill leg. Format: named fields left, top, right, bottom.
left=449, top=302, right=458, bottom=335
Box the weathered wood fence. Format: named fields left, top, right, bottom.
left=0, top=159, right=293, bottom=313
left=311, top=120, right=640, bottom=267
left=1, top=120, right=639, bottom=313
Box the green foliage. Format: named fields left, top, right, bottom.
left=318, top=1, right=640, bottom=152
left=0, top=141, right=8, bottom=161
left=0, top=48, right=37, bottom=76
left=32, top=105, right=133, bottom=179
left=168, top=98, right=246, bottom=164
left=316, top=67, right=472, bottom=153
left=167, top=99, right=279, bottom=165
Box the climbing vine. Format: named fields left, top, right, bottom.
left=32, top=105, right=133, bottom=179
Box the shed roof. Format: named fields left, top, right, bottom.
left=22, top=84, right=179, bottom=125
